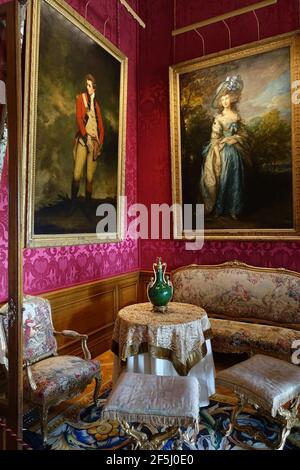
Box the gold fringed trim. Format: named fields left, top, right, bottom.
left=114, top=340, right=208, bottom=376
left=101, top=409, right=198, bottom=429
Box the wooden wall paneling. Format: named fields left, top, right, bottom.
left=1, top=270, right=155, bottom=359
left=1, top=270, right=167, bottom=360
left=139, top=271, right=152, bottom=302
left=118, top=279, right=139, bottom=311
left=43, top=271, right=140, bottom=358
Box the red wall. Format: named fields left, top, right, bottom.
left=0, top=0, right=139, bottom=301
left=1, top=0, right=300, bottom=302
left=138, top=0, right=300, bottom=271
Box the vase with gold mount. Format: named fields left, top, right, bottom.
left=147, top=257, right=173, bottom=312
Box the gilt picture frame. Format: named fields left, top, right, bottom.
left=23, top=0, right=128, bottom=247
left=169, top=32, right=300, bottom=240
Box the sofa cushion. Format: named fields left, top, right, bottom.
left=172, top=264, right=300, bottom=325
left=210, top=318, right=300, bottom=362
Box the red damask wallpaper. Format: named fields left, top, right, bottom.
left=138, top=0, right=300, bottom=272
left=0, top=0, right=139, bottom=301
left=1, top=0, right=300, bottom=302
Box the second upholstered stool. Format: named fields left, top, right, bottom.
left=216, top=354, right=300, bottom=450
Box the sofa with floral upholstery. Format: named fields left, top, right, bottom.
left=171, top=261, right=300, bottom=363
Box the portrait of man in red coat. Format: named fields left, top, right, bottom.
left=71, top=74, right=105, bottom=210
left=26, top=1, right=126, bottom=240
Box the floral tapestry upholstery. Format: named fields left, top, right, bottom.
left=172, top=265, right=300, bottom=325
left=171, top=263, right=300, bottom=360
left=0, top=295, right=57, bottom=364
left=210, top=318, right=300, bottom=362
left=24, top=355, right=100, bottom=404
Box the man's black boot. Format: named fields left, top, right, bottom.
left=69, top=179, right=80, bottom=216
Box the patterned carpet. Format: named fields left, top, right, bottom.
left=24, top=387, right=300, bottom=451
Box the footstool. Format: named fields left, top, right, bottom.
left=101, top=372, right=200, bottom=450
left=216, top=354, right=300, bottom=450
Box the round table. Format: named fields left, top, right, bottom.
left=111, top=302, right=215, bottom=406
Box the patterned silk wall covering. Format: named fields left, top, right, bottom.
left=138, top=0, right=300, bottom=272
left=0, top=0, right=139, bottom=302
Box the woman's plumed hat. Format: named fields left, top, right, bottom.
left=212, top=75, right=244, bottom=108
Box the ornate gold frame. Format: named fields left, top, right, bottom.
left=169, top=31, right=300, bottom=240
left=23, top=0, right=128, bottom=248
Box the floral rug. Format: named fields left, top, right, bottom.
left=24, top=388, right=300, bottom=451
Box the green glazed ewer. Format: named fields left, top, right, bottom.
left=147, top=257, right=173, bottom=312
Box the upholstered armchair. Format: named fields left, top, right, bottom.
left=0, top=295, right=101, bottom=444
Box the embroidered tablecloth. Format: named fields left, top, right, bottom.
left=112, top=302, right=212, bottom=376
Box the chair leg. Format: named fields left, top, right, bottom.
left=93, top=373, right=101, bottom=405
left=119, top=420, right=179, bottom=450
left=119, top=420, right=149, bottom=450
left=226, top=395, right=246, bottom=437
left=277, top=396, right=300, bottom=450
left=226, top=395, right=300, bottom=450
left=277, top=425, right=291, bottom=450
left=39, top=405, right=49, bottom=445
left=175, top=424, right=198, bottom=449
left=148, top=426, right=180, bottom=450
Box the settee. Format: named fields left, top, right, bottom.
left=171, top=261, right=300, bottom=363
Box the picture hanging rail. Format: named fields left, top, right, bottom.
left=119, top=0, right=145, bottom=29
left=83, top=0, right=145, bottom=29
left=172, top=0, right=277, bottom=36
